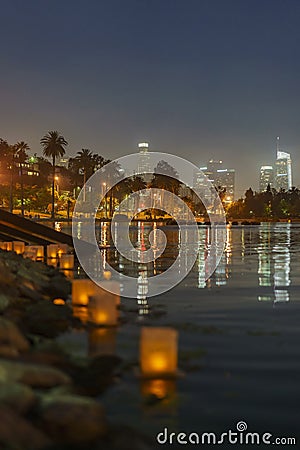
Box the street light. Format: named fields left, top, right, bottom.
left=55, top=176, right=59, bottom=195
left=102, top=182, right=107, bottom=219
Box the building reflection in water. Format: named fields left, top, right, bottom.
left=273, top=223, right=290, bottom=304
left=257, top=223, right=291, bottom=303
left=198, top=225, right=231, bottom=289
left=257, top=223, right=272, bottom=289
left=73, top=218, right=295, bottom=311
left=137, top=266, right=149, bottom=315
left=197, top=227, right=207, bottom=288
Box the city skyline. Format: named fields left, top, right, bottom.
left=1, top=1, right=300, bottom=196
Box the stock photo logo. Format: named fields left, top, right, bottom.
left=72, top=152, right=227, bottom=298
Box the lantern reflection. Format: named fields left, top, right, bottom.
left=140, top=327, right=178, bottom=378
left=88, top=327, right=117, bottom=357
left=88, top=295, right=118, bottom=326
left=72, top=305, right=89, bottom=324
left=141, top=378, right=176, bottom=401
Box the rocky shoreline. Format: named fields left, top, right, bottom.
left=0, top=249, right=151, bottom=450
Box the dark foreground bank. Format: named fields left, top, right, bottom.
left=0, top=249, right=152, bottom=450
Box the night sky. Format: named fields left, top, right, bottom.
left=1, top=0, right=300, bottom=196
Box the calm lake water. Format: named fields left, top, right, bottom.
left=58, top=222, right=300, bottom=445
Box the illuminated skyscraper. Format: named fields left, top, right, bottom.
left=194, top=159, right=235, bottom=203
left=275, top=137, right=292, bottom=191
left=137, top=142, right=151, bottom=176
left=259, top=166, right=274, bottom=192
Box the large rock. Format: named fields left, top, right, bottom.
left=0, top=406, right=51, bottom=450
left=0, top=382, right=36, bottom=414
left=0, top=317, right=30, bottom=352
left=24, top=301, right=73, bottom=338
left=40, top=394, right=107, bottom=444
left=0, top=293, right=11, bottom=313
left=0, top=359, right=71, bottom=387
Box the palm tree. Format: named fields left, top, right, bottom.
left=15, top=141, right=30, bottom=216
left=40, top=131, right=68, bottom=218
left=74, top=149, right=94, bottom=201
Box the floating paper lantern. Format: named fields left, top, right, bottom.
left=58, top=244, right=69, bottom=257
left=13, top=241, right=25, bottom=255
left=24, top=246, right=38, bottom=261
left=47, top=257, right=58, bottom=267
left=88, top=294, right=118, bottom=326
left=88, top=328, right=116, bottom=357
left=72, top=279, right=96, bottom=306
left=28, top=245, right=44, bottom=261
left=47, top=244, right=59, bottom=258
left=140, top=327, right=178, bottom=378
left=53, top=298, right=65, bottom=305
left=4, top=242, right=13, bottom=251
left=60, top=254, right=74, bottom=270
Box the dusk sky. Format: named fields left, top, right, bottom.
left=1, top=0, right=300, bottom=196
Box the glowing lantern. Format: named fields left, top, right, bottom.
left=60, top=254, right=74, bottom=269
left=72, top=305, right=89, bottom=324
left=140, top=327, right=178, bottom=378
left=47, top=257, right=58, bottom=267
left=26, top=245, right=44, bottom=261
left=24, top=246, right=38, bottom=261
left=72, top=279, right=96, bottom=306
left=88, top=328, right=116, bottom=357
left=0, top=242, right=7, bottom=250
left=5, top=242, right=13, bottom=251
left=88, top=294, right=118, bottom=326
left=58, top=244, right=69, bottom=257
left=13, top=241, right=25, bottom=255
left=47, top=244, right=59, bottom=258
left=53, top=298, right=65, bottom=305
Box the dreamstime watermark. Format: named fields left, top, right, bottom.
left=72, top=152, right=226, bottom=298
left=156, top=421, right=297, bottom=446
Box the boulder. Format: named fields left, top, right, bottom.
left=0, top=359, right=71, bottom=388
left=24, top=301, right=72, bottom=338
left=0, top=406, right=51, bottom=450
left=40, top=394, right=107, bottom=444
left=0, top=317, right=30, bottom=352
left=0, top=382, right=36, bottom=414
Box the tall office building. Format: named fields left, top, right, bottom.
left=194, top=159, right=235, bottom=203
left=137, top=142, right=151, bottom=174
left=276, top=150, right=292, bottom=191
left=259, top=166, right=274, bottom=192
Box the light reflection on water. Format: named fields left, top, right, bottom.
left=57, top=222, right=300, bottom=436
left=66, top=221, right=300, bottom=305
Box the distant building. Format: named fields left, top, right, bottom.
left=57, top=157, right=69, bottom=168
left=137, top=142, right=152, bottom=182
left=194, top=159, right=235, bottom=203
left=259, top=166, right=274, bottom=192
left=276, top=150, right=292, bottom=191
